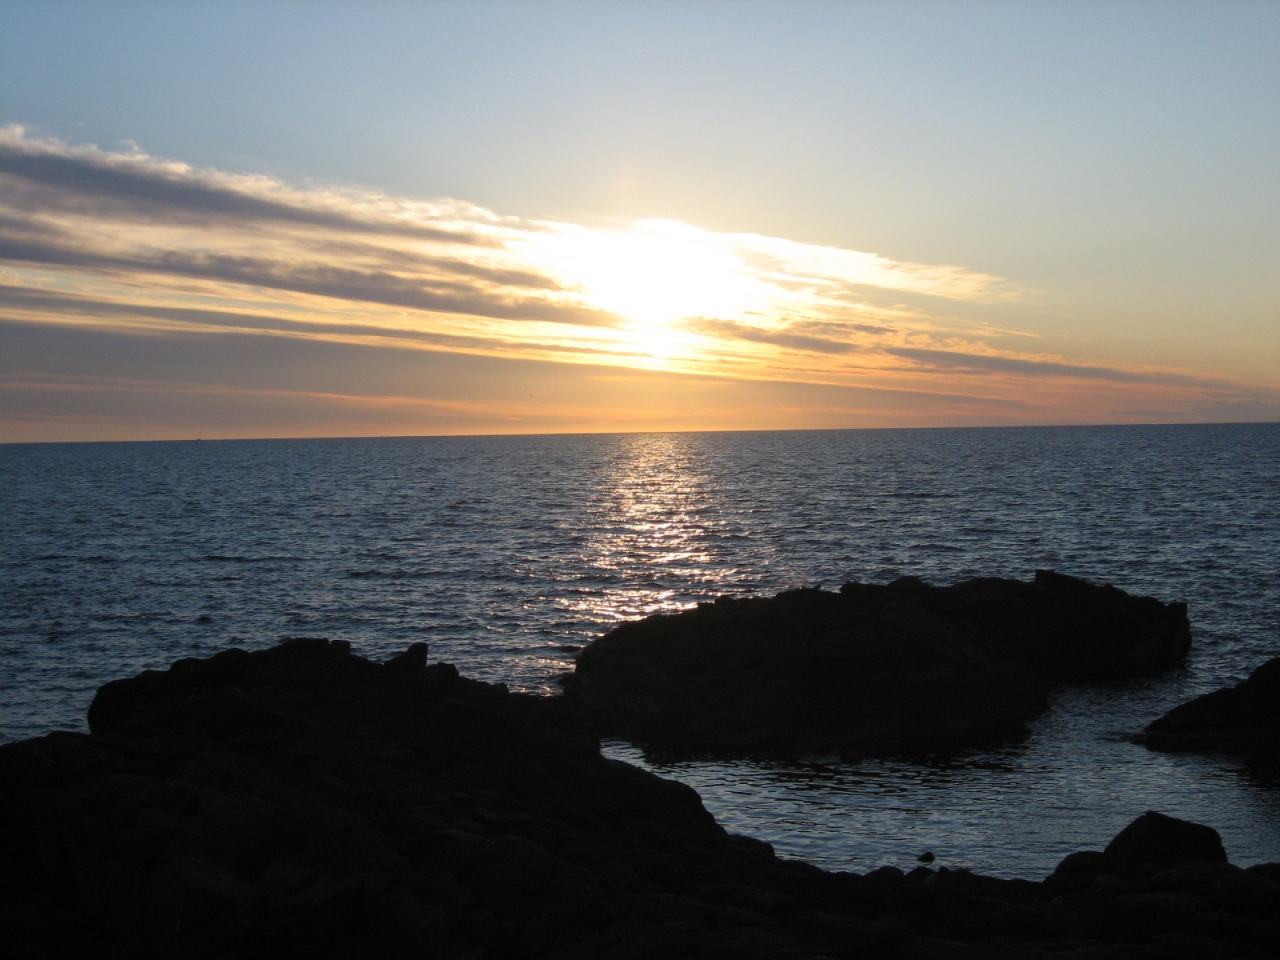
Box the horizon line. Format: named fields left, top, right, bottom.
left=4, top=418, right=1276, bottom=447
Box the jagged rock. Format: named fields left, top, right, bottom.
left=1139, top=657, right=1280, bottom=760
left=384, top=640, right=428, bottom=673
left=3, top=640, right=1276, bottom=959
left=568, top=570, right=1191, bottom=758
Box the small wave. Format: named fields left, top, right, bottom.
left=196, top=554, right=294, bottom=564
left=346, top=568, right=453, bottom=580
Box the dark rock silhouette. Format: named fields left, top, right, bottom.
left=1102, top=810, right=1228, bottom=873
left=1140, top=656, right=1280, bottom=761
left=3, top=638, right=1276, bottom=958
left=568, top=570, right=1191, bottom=758
left=1042, top=814, right=1273, bottom=950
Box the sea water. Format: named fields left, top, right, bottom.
left=3, top=423, right=1279, bottom=877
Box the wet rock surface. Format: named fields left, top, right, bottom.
left=568, top=571, right=1191, bottom=759
left=1139, top=656, right=1280, bottom=762
left=2, top=638, right=1272, bottom=959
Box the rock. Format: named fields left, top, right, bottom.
left=568, top=570, right=1191, bottom=758
left=384, top=641, right=428, bottom=672
left=1046, top=812, right=1229, bottom=892
left=4, top=639, right=1276, bottom=959
left=1103, top=811, right=1228, bottom=874
left=1098, top=892, right=1218, bottom=944
left=1139, top=657, right=1280, bottom=761
left=6, top=639, right=826, bottom=958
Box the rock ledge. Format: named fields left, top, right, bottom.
left=569, top=570, right=1191, bottom=758
left=1140, top=656, right=1280, bottom=761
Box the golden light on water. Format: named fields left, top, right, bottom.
left=559, top=433, right=731, bottom=626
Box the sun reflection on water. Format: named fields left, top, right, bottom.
left=555, top=433, right=738, bottom=626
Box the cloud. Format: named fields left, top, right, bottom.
left=712, top=229, right=1025, bottom=305
left=885, top=347, right=1216, bottom=388
left=0, top=127, right=1017, bottom=329
left=0, top=240, right=614, bottom=326
left=684, top=318, right=861, bottom=354
left=0, top=316, right=1070, bottom=443
left=0, top=127, right=623, bottom=329
left=0, top=126, right=494, bottom=244
left=0, top=286, right=629, bottom=360
left=3, top=126, right=1276, bottom=439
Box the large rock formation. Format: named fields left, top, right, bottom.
left=1139, top=656, right=1280, bottom=761
left=2, top=639, right=1278, bottom=959
left=568, top=571, right=1191, bottom=759
left=5, top=639, right=805, bottom=958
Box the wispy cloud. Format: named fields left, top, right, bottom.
left=684, top=317, right=862, bottom=355
left=884, top=347, right=1214, bottom=388
left=0, top=126, right=1016, bottom=343
left=0, top=129, right=496, bottom=243
left=2, top=125, right=1275, bottom=437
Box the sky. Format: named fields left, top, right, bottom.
left=1, top=1, right=1277, bottom=441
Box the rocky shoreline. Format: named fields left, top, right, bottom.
left=568, top=571, right=1191, bottom=759
left=1139, top=656, right=1280, bottom=764
left=3, top=635, right=1278, bottom=959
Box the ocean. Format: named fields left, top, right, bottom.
left=3, top=423, right=1279, bottom=878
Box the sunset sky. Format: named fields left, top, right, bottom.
left=1, top=1, right=1277, bottom=441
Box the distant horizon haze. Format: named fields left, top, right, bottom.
left=5, top=419, right=1280, bottom=448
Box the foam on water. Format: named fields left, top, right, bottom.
left=3, top=423, right=1279, bottom=876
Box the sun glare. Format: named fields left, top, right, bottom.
left=527, top=220, right=774, bottom=346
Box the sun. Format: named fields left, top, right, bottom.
left=526, top=220, right=773, bottom=346
left=569, top=221, right=754, bottom=326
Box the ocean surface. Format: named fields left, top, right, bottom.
left=3, top=423, right=1279, bottom=878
